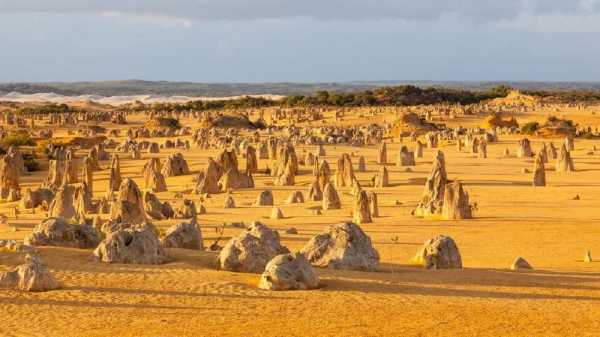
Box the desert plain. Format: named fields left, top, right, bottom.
left=1, top=96, right=600, bottom=337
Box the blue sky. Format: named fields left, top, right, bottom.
left=1, top=0, right=600, bottom=82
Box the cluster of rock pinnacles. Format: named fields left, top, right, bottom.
left=3, top=123, right=578, bottom=293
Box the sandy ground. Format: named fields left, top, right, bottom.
left=2, top=107, right=600, bottom=336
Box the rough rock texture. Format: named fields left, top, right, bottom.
left=218, top=221, right=289, bottom=273
left=308, top=180, right=323, bottom=201
left=245, top=145, right=258, bottom=174
left=82, top=156, right=94, bottom=195
left=162, top=221, right=203, bottom=250
left=144, top=192, right=174, bottom=220
left=195, top=158, right=223, bottom=194
left=25, top=217, right=99, bottom=249
left=223, top=195, right=236, bottom=209
left=368, top=191, right=379, bottom=218
left=0, top=154, right=21, bottom=200
left=162, top=153, right=190, bottom=177
left=0, top=254, right=60, bottom=292
left=109, top=155, right=122, bottom=192
left=373, top=165, right=389, bottom=188
left=255, top=190, right=274, bottom=206
left=517, top=138, right=533, bottom=158
left=532, top=153, right=546, bottom=186
left=322, top=183, right=341, bottom=210
left=218, top=169, right=254, bottom=191
left=93, top=225, right=167, bottom=264
left=414, top=151, right=447, bottom=217
left=109, top=178, right=146, bottom=225
left=441, top=181, right=472, bottom=220
left=357, top=156, right=366, bottom=172
left=301, top=222, right=379, bottom=271
left=285, top=191, right=304, bottom=204
left=511, top=257, right=533, bottom=270
left=49, top=184, right=77, bottom=220
left=20, top=187, right=54, bottom=209
left=378, top=142, right=387, bottom=164
left=258, top=253, right=319, bottom=291
left=556, top=144, right=575, bottom=172
left=175, top=199, right=197, bottom=219
left=397, top=146, right=416, bottom=167
left=334, top=154, right=355, bottom=188
left=353, top=190, right=372, bottom=224
left=411, top=235, right=462, bottom=269
left=270, top=207, right=284, bottom=220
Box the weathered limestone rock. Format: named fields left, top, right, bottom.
left=510, top=257, right=533, bottom=270
left=367, top=191, right=379, bottom=218
left=49, top=184, right=77, bottom=220
left=0, top=254, right=60, bottom=292
left=411, top=235, right=462, bottom=269
left=549, top=143, right=558, bottom=159
left=285, top=191, right=304, bottom=204
left=24, top=217, right=99, bottom=249
left=162, top=221, right=203, bottom=249
left=334, top=154, right=355, bottom=188
left=0, top=154, right=20, bottom=200
left=517, top=138, right=533, bottom=158
left=270, top=207, right=284, bottom=220
left=565, top=136, right=574, bottom=152
left=223, top=195, right=236, bottom=208
left=556, top=143, right=575, bottom=172
left=397, top=146, right=416, bottom=167
left=82, top=156, right=94, bottom=195
left=477, top=139, right=487, bottom=159
left=245, top=145, right=258, bottom=174
left=258, top=253, right=319, bottom=291
left=441, top=181, right=472, bottom=220
left=218, top=169, right=254, bottom=191
left=315, top=160, right=331, bottom=190
left=301, top=222, right=379, bottom=271
left=162, top=153, right=190, bottom=177
left=175, top=199, right=197, bottom=219
left=415, top=141, right=424, bottom=158
left=20, top=187, right=54, bottom=209
left=308, top=180, right=323, bottom=201
left=255, top=190, right=274, bottom=206
left=373, top=165, right=389, bottom=188
left=109, top=178, right=146, bottom=225
left=532, top=153, right=546, bottom=186
left=195, top=158, right=222, bottom=194
left=378, top=142, right=387, bottom=164
left=353, top=190, right=372, bottom=224
left=94, top=224, right=167, bottom=264
left=414, top=151, right=447, bottom=217
left=322, top=183, right=341, bottom=210
left=144, top=192, right=174, bottom=220
left=357, top=156, right=366, bottom=172
left=109, top=155, right=122, bottom=192
left=218, top=222, right=289, bottom=273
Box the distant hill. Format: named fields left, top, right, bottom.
left=1, top=80, right=600, bottom=98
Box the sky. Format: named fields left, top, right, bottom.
left=1, top=0, right=600, bottom=83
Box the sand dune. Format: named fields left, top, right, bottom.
left=0, top=92, right=285, bottom=106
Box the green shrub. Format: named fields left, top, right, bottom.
left=521, top=122, right=540, bottom=135
left=1, top=132, right=35, bottom=147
